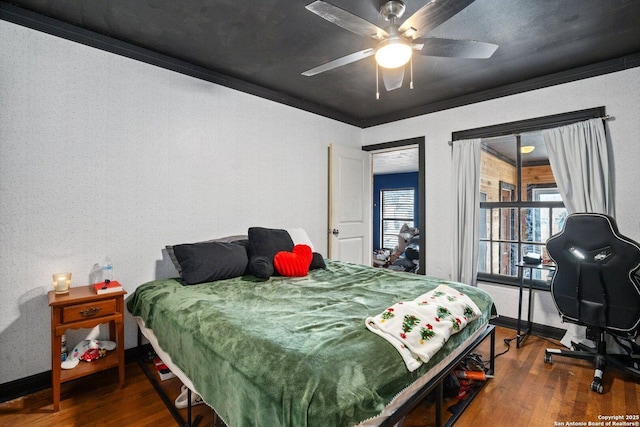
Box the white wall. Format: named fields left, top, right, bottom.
left=363, top=67, right=640, bottom=330
left=0, top=22, right=362, bottom=384
left=3, top=19, right=639, bottom=387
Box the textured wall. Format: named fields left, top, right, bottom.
left=0, top=22, right=361, bottom=384
left=3, top=17, right=639, bottom=386
left=362, top=67, right=640, bottom=327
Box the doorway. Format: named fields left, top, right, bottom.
left=363, top=137, right=425, bottom=274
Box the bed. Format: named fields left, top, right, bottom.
left=127, top=252, right=496, bottom=427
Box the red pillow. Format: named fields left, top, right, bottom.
left=274, top=244, right=313, bottom=277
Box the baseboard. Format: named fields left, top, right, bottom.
left=0, top=344, right=152, bottom=404
left=490, top=316, right=566, bottom=341
left=0, top=370, right=51, bottom=405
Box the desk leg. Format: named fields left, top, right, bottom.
left=516, top=271, right=525, bottom=348
left=527, top=279, right=534, bottom=336
left=489, top=327, right=495, bottom=374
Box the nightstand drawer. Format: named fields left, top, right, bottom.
left=62, top=299, right=116, bottom=323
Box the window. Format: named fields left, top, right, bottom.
left=381, top=188, right=415, bottom=249
left=452, top=107, right=604, bottom=286
left=477, top=131, right=567, bottom=285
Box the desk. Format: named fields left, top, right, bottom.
left=516, top=262, right=555, bottom=348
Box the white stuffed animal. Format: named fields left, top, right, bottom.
left=61, top=339, right=116, bottom=369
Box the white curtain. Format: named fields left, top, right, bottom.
left=543, top=118, right=613, bottom=216
left=543, top=117, right=614, bottom=348
left=450, top=138, right=481, bottom=286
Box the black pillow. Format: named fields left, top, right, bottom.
left=232, top=239, right=252, bottom=274
left=309, top=252, right=326, bottom=270
left=166, top=234, right=248, bottom=275
left=249, top=255, right=274, bottom=280
left=172, top=241, right=248, bottom=285
left=248, top=227, right=294, bottom=278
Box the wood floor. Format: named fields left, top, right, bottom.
left=1, top=326, right=638, bottom=427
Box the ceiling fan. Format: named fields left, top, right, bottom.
left=302, top=0, right=498, bottom=96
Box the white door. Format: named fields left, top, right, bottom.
left=328, top=144, right=371, bottom=265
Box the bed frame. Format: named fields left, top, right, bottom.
left=136, top=323, right=495, bottom=427
left=137, top=328, right=207, bottom=427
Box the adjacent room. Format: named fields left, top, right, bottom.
left=1, top=1, right=640, bottom=426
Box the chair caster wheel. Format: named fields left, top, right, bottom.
left=544, top=353, right=553, bottom=364
left=590, top=380, right=603, bottom=394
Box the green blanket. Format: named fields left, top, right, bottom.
left=127, top=260, right=496, bottom=427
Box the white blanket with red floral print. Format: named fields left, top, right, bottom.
left=365, top=284, right=483, bottom=372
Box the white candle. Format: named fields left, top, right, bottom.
left=53, top=273, right=71, bottom=294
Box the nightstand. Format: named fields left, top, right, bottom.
left=48, top=285, right=127, bottom=411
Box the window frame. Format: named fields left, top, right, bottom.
left=478, top=200, right=566, bottom=288
left=380, top=187, right=416, bottom=250
left=452, top=107, right=605, bottom=288
left=478, top=132, right=567, bottom=285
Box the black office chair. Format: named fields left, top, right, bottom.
left=544, top=213, right=640, bottom=393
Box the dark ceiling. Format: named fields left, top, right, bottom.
left=3, top=0, right=640, bottom=127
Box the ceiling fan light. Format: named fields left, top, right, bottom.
left=375, top=39, right=412, bottom=69
left=520, top=145, right=535, bottom=154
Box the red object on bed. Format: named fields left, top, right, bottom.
left=274, top=244, right=312, bottom=277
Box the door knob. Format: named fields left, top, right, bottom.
left=332, top=228, right=340, bottom=236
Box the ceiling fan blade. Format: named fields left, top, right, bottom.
left=382, top=67, right=404, bottom=91
left=398, top=0, right=475, bottom=39
left=302, top=48, right=375, bottom=76
left=416, top=37, right=498, bottom=59
left=306, top=1, right=388, bottom=40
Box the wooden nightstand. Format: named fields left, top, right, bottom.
left=48, top=285, right=127, bottom=411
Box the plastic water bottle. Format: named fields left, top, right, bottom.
left=103, top=258, right=113, bottom=283
left=61, top=334, right=67, bottom=362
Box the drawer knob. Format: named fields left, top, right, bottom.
left=80, top=307, right=102, bottom=317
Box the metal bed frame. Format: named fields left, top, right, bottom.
left=137, top=324, right=495, bottom=427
